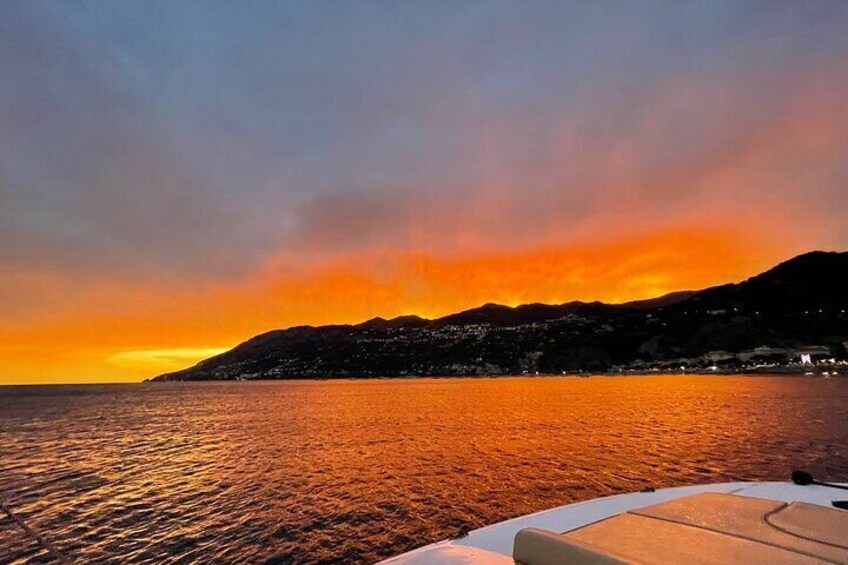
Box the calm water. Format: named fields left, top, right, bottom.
left=2, top=375, right=848, bottom=564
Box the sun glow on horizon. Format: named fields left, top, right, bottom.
left=0, top=221, right=803, bottom=384
left=107, top=348, right=231, bottom=369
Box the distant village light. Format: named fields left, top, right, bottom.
left=800, top=353, right=813, bottom=365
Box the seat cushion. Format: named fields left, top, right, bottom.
left=513, top=528, right=628, bottom=565
left=566, top=512, right=828, bottom=565
left=629, top=492, right=848, bottom=563
left=767, top=501, right=848, bottom=549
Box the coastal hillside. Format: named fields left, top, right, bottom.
left=154, top=251, right=848, bottom=380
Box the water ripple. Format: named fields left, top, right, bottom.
left=1, top=376, right=847, bottom=563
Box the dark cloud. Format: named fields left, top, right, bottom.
left=1, top=0, right=847, bottom=281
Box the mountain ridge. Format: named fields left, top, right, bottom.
left=153, top=251, right=848, bottom=381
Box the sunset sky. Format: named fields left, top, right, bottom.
left=2, top=2, right=848, bottom=383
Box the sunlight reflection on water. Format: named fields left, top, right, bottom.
left=1, top=375, right=847, bottom=563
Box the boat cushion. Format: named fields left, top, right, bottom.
left=565, top=512, right=828, bottom=564
left=630, top=492, right=848, bottom=563
left=513, top=528, right=629, bottom=565
left=767, top=501, right=848, bottom=549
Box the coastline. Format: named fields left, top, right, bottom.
left=144, top=364, right=848, bottom=383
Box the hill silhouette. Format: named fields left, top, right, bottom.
left=154, top=251, right=848, bottom=381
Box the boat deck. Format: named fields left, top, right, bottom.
left=379, top=481, right=848, bottom=564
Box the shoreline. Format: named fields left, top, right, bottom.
left=3, top=367, right=846, bottom=387
left=146, top=365, right=847, bottom=383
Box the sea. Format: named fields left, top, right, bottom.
left=2, top=375, right=847, bottom=564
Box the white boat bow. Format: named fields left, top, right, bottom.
left=379, top=480, right=848, bottom=564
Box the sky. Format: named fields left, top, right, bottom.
left=2, top=1, right=848, bottom=383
